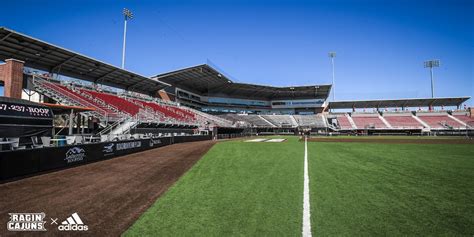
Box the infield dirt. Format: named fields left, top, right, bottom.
left=0, top=140, right=215, bottom=236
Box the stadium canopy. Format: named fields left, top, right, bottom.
left=328, top=97, right=471, bottom=109
left=0, top=27, right=169, bottom=95
left=153, top=64, right=331, bottom=100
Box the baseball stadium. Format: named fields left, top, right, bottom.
left=0, top=1, right=473, bottom=236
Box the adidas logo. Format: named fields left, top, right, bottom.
left=57, top=213, right=88, bottom=231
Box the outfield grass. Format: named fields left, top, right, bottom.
left=309, top=142, right=474, bottom=236
left=312, top=135, right=467, bottom=139
left=125, top=136, right=473, bottom=236
left=125, top=136, right=304, bottom=236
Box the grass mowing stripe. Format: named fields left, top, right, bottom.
left=308, top=142, right=474, bottom=236
left=124, top=136, right=304, bottom=236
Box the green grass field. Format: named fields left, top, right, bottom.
left=309, top=142, right=474, bottom=236
left=125, top=136, right=304, bottom=236
left=311, top=135, right=467, bottom=139
left=125, top=136, right=474, bottom=236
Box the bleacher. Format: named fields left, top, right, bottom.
left=35, top=79, right=122, bottom=121
left=293, top=115, right=326, bottom=127
left=33, top=77, right=232, bottom=128
left=78, top=88, right=140, bottom=116
left=34, top=77, right=473, bottom=132
left=261, top=115, right=296, bottom=127
left=351, top=114, right=387, bottom=129
left=336, top=114, right=354, bottom=129
left=187, top=108, right=234, bottom=127
left=452, top=112, right=474, bottom=128
left=383, top=113, right=423, bottom=129
left=218, top=114, right=272, bottom=127
left=417, top=114, right=464, bottom=129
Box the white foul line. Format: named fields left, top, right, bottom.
left=302, top=137, right=312, bottom=237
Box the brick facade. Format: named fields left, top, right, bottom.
left=1, top=59, right=24, bottom=99
left=0, top=63, right=4, bottom=82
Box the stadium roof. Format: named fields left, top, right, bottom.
left=153, top=64, right=331, bottom=100
left=0, top=27, right=169, bottom=95
left=328, top=97, right=470, bottom=109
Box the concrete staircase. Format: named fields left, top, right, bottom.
left=258, top=115, right=276, bottom=127
left=379, top=115, right=392, bottom=128
left=346, top=114, right=358, bottom=129
left=448, top=114, right=467, bottom=127
left=290, top=115, right=298, bottom=127
left=110, top=118, right=139, bottom=135
left=412, top=115, right=430, bottom=129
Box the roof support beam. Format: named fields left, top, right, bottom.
left=51, top=55, right=78, bottom=72
left=95, top=69, right=118, bottom=83
left=0, top=32, right=13, bottom=42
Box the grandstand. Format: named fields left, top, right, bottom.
left=293, top=114, right=327, bottom=128
left=416, top=113, right=464, bottom=129
left=383, top=113, right=424, bottom=129
left=261, top=115, right=297, bottom=127
left=0, top=26, right=473, bottom=149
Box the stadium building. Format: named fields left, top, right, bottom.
left=152, top=64, right=331, bottom=115
left=0, top=26, right=473, bottom=181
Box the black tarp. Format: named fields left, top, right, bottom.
left=0, top=97, right=53, bottom=140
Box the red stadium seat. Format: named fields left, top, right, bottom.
left=336, top=115, right=353, bottom=129
left=417, top=115, right=464, bottom=129
left=384, top=115, right=423, bottom=129
left=351, top=116, right=387, bottom=129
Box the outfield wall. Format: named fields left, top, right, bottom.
left=0, top=135, right=211, bottom=182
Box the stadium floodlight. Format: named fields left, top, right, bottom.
left=122, top=8, right=134, bottom=69
left=328, top=52, right=336, bottom=101
left=424, top=59, right=440, bottom=98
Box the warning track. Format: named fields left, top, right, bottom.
left=0, top=140, right=215, bottom=236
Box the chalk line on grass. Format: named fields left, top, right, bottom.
left=302, top=137, right=312, bottom=237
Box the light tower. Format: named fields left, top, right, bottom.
left=424, top=59, right=440, bottom=98
left=122, top=8, right=134, bottom=69
left=328, top=52, right=336, bottom=101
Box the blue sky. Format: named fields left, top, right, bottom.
left=1, top=0, right=473, bottom=104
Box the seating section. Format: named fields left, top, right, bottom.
left=218, top=114, right=272, bottom=127
left=34, top=78, right=215, bottom=126
left=384, top=115, right=423, bottom=129
left=336, top=115, right=354, bottom=129
left=187, top=108, right=234, bottom=127
left=129, top=98, right=194, bottom=123
left=452, top=115, right=474, bottom=127
left=417, top=115, right=464, bottom=129
left=261, top=115, right=296, bottom=127
left=33, top=78, right=474, bottom=130
left=293, top=115, right=326, bottom=127
left=38, top=80, right=119, bottom=118
left=352, top=116, right=387, bottom=129
left=78, top=88, right=140, bottom=116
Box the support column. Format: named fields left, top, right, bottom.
left=76, top=113, right=82, bottom=134
left=1, top=59, right=25, bottom=99
left=68, top=109, right=74, bottom=135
